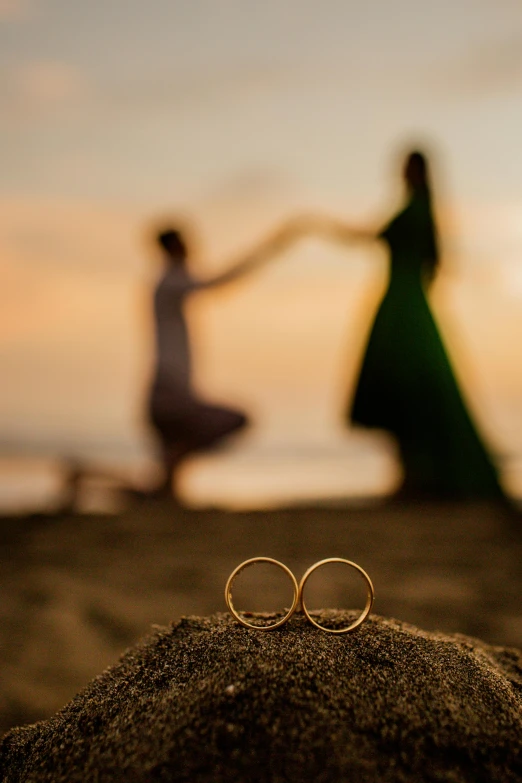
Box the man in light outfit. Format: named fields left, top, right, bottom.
left=148, top=222, right=298, bottom=502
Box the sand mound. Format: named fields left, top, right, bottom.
left=1, top=611, right=521, bottom=782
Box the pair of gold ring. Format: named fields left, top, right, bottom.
left=225, top=557, right=374, bottom=634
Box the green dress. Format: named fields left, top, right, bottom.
left=349, top=191, right=503, bottom=499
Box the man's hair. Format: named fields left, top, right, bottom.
left=156, top=228, right=188, bottom=259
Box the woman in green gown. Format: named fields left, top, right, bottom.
left=335, top=150, right=504, bottom=500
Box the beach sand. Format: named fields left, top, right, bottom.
left=1, top=611, right=521, bottom=782
left=0, top=499, right=521, bottom=741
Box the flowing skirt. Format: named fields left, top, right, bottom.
left=349, top=280, right=503, bottom=499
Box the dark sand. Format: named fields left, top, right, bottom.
left=1, top=611, right=521, bottom=782
left=0, top=499, right=521, bottom=742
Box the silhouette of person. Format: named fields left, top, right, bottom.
left=147, top=222, right=297, bottom=502
left=322, top=149, right=504, bottom=501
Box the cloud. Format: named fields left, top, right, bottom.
left=0, top=196, right=142, bottom=278
left=2, top=58, right=290, bottom=127
left=14, top=60, right=89, bottom=106
left=0, top=0, right=31, bottom=21
left=94, top=62, right=292, bottom=113
left=204, top=169, right=295, bottom=203
left=464, top=35, right=522, bottom=89
left=433, top=32, right=522, bottom=96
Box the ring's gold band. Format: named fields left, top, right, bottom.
left=298, top=558, right=374, bottom=634
left=225, top=557, right=299, bottom=630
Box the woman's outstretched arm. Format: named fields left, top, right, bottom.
left=190, top=213, right=378, bottom=293
left=294, top=214, right=376, bottom=244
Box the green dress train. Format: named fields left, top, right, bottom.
left=349, top=191, right=504, bottom=499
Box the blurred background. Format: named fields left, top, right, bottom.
left=2, top=0, right=522, bottom=510
left=1, top=0, right=522, bottom=736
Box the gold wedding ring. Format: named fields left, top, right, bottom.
left=298, top=558, right=374, bottom=634
left=225, top=557, right=299, bottom=630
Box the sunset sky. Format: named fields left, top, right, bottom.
left=2, top=0, right=522, bottom=506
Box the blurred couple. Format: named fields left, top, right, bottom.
left=148, top=148, right=505, bottom=506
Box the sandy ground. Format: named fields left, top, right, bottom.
left=3, top=612, right=521, bottom=783
left=0, top=498, right=521, bottom=737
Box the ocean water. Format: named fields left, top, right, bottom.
left=0, top=428, right=400, bottom=514
left=2, top=420, right=522, bottom=515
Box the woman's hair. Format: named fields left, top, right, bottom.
left=403, top=149, right=439, bottom=273
left=404, top=150, right=432, bottom=196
